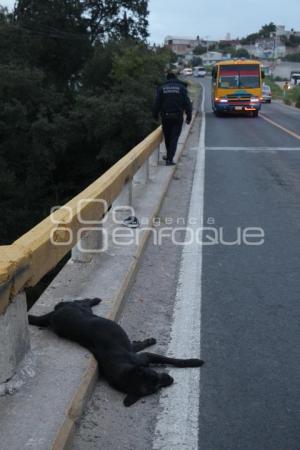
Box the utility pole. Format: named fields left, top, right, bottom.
left=205, top=35, right=210, bottom=52
left=270, top=31, right=276, bottom=69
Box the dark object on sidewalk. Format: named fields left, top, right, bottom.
left=123, top=216, right=140, bottom=228
left=166, top=160, right=176, bottom=166
left=153, top=73, right=192, bottom=163
left=28, top=298, right=204, bottom=406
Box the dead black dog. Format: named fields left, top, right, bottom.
left=28, top=298, right=204, bottom=406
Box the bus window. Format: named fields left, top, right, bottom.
left=219, top=65, right=260, bottom=89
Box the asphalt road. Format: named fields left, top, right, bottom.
left=200, top=77, right=300, bottom=450
left=72, top=79, right=300, bottom=450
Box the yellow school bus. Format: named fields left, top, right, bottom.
left=212, top=60, right=264, bottom=117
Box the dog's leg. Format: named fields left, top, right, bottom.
left=28, top=312, right=53, bottom=327
left=132, top=338, right=156, bottom=352
left=141, top=352, right=204, bottom=368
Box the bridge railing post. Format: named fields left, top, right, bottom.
left=133, top=162, right=148, bottom=185
left=0, top=292, right=30, bottom=385
left=160, top=141, right=166, bottom=163
left=72, top=200, right=109, bottom=263
left=128, top=179, right=133, bottom=206
left=148, top=144, right=161, bottom=181
left=71, top=225, right=104, bottom=263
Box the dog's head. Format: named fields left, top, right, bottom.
left=123, top=367, right=174, bottom=407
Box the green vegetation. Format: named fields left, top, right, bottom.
left=202, top=41, right=250, bottom=59
left=286, top=85, right=300, bottom=106
left=191, top=56, right=203, bottom=67
left=0, top=2, right=172, bottom=245
left=264, top=77, right=283, bottom=99
left=240, top=22, right=276, bottom=45
left=193, top=44, right=207, bottom=55
left=264, top=76, right=300, bottom=108
left=280, top=34, right=300, bottom=48
left=283, top=53, right=300, bottom=62
left=235, top=48, right=250, bottom=58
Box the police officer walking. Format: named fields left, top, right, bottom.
left=153, top=72, right=192, bottom=166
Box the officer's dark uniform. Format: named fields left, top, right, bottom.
left=153, top=74, right=192, bottom=165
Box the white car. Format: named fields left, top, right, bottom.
left=194, top=66, right=206, bottom=77
left=182, top=68, right=193, bottom=76
left=262, top=84, right=272, bottom=103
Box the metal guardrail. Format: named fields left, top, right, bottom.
left=0, top=126, right=162, bottom=314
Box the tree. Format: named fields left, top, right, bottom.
left=282, top=34, right=300, bottom=47
left=0, top=62, right=69, bottom=241
left=259, top=22, right=276, bottom=38
left=0, top=12, right=31, bottom=65
left=77, top=41, right=169, bottom=165
left=240, top=32, right=260, bottom=45
left=13, top=0, right=92, bottom=87
left=283, top=53, right=300, bottom=62
left=81, top=40, right=119, bottom=92
left=218, top=45, right=235, bottom=55
left=13, top=0, right=149, bottom=85
left=82, top=0, right=149, bottom=42
left=193, top=44, right=206, bottom=55
left=240, top=23, right=277, bottom=45
left=235, top=48, right=250, bottom=58
left=0, top=5, right=11, bottom=23
left=289, top=34, right=300, bottom=46
left=192, top=56, right=202, bottom=67
left=0, top=1, right=171, bottom=247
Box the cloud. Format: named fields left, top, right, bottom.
left=148, top=0, right=300, bottom=43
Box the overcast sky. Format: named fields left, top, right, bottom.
left=1, top=0, right=299, bottom=43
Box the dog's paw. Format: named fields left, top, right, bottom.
left=123, top=394, right=141, bottom=407
left=147, top=338, right=157, bottom=346
left=188, top=359, right=205, bottom=367
left=160, top=373, right=174, bottom=387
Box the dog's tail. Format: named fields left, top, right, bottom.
left=28, top=312, right=53, bottom=327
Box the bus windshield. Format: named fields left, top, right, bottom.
left=218, top=65, right=260, bottom=89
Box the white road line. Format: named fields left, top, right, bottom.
left=152, top=86, right=206, bottom=450
left=206, top=146, right=300, bottom=151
